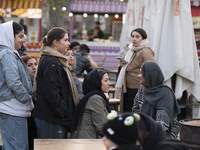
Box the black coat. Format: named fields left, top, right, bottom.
left=33, top=55, right=75, bottom=127
left=74, top=51, right=93, bottom=77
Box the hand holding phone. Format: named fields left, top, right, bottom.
left=116, top=57, right=128, bottom=64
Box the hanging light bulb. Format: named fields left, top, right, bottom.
left=115, top=14, right=119, bottom=18
left=94, top=14, right=98, bottom=18
left=52, top=7, right=56, bottom=11
left=83, top=13, right=88, bottom=17
left=69, top=12, right=73, bottom=17
left=104, top=14, right=109, bottom=18
left=62, top=7, right=66, bottom=11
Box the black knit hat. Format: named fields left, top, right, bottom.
left=102, top=112, right=140, bottom=146
left=131, top=28, right=147, bottom=39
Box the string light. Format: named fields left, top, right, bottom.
left=83, top=13, right=88, bottom=17
left=62, top=7, right=66, bottom=11
left=94, top=14, right=98, bottom=18
left=69, top=12, right=73, bottom=17
left=104, top=14, right=109, bottom=18
left=52, top=7, right=56, bottom=11
left=115, top=14, right=119, bottom=18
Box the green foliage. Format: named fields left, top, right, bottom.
left=45, top=0, right=71, bottom=16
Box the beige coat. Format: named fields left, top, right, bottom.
left=120, top=47, right=155, bottom=112
left=71, top=95, right=108, bottom=138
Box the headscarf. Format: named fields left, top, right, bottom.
left=71, top=69, right=111, bottom=131
left=137, top=113, right=166, bottom=150
left=138, top=113, right=188, bottom=150
left=141, top=61, right=180, bottom=122
left=0, top=21, right=15, bottom=51
left=115, top=39, right=149, bottom=98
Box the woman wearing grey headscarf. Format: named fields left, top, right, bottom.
left=132, top=61, right=180, bottom=139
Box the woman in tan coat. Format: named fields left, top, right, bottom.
left=115, top=28, right=155, bottom=112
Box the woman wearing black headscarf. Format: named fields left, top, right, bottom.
left=132, top=61, right=180, bottom=139
left=71, top=69, right=111, bottom=138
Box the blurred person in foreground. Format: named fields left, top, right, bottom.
left=0, top=21, right=33, bottom=150
left=102, top=112, right=141, bottom=150
left=102, top=112, right=188, bottom=150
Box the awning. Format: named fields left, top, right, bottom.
left=70, top=1, right=127, bottom=14
left=0, top=0, right=42, bottom=9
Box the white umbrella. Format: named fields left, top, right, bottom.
left=143, top=0, right=200, bottom=117
left=120, top=0, right=200, bottom=117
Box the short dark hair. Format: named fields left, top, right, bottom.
left=131, top=28, right=147, bottom=39
left=79, top=44, right=90, bottom=53
left=69, top=41, right=80, bottom=49
left=13, top=22, right=24, bottom=36
left=42, top=27, right=67, bottom=47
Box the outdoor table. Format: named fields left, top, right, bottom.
left=34, top=139, right=106, bottom=150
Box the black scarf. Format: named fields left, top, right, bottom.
left=139, top=113, right=166, bottom=150
left=71, top=69, right=111, bottom=131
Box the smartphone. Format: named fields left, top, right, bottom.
left=116, top=57, right=128, bottom=64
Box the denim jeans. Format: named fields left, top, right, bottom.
left=34, top=118, right=67, bottom=138
left=0, top=113, right=28, bottom=150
